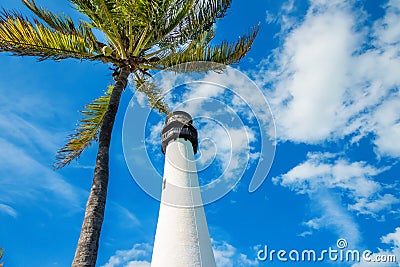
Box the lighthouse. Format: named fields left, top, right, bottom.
left=151, top=111, right=216, bottom=267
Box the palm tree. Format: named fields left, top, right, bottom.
left=0, top=247, right=3, bottom=267
left=0, top=0, right=258, bottom=266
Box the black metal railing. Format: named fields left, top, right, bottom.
left=161, top=111, right=198, bottom=154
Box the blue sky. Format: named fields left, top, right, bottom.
left=1, top=0, right=399, bottom=266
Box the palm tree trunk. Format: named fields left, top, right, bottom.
left=72, top=66, right=130, bottom=267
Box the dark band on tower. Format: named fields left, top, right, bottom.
left=161, top=111, right=198, bottom=154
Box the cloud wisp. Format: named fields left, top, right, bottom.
left=0, top=90, right=87, bottom=217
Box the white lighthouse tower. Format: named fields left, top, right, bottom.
left=151, top=111, right=216, bottom=267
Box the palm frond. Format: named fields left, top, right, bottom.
left=159, top=0, right=232, bottom=46
left=144, top=0, right=193, bottom=44
left=23, top=0, right=79, bottom=35
left=54, top=86, right=113, bottom=169
left=22, top=0, right=100, bottom=51
left=123, top=0, right=241, bottom=65
left=134, top=77, right=169, bottom=115
left=159, top=25, right=259, bottom=70
left=95, top=0, right=125, bottom=58
left=70, top=0, right=173, bottom=57
left=69, top=0, right=126, bottom=58
left=0, top=11, right=98, bottom=60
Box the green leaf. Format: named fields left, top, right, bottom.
left=0, top=11, right=98, bottom=61
left=159, top=0, right=232, bottom=46
left=69, top=0, right=126, bottom=58
left=23, top=0, right=80, bottom=35
left=22, top=0, right=100, bottom=51
left=159, top=25, right=260, bottom=70
left=54, top=86, right=113, bottom=169
left=134, top=77, right=169, bottom=115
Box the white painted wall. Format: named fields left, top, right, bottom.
left=151, top=138, right=216, bottom=267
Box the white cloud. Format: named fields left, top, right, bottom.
left=382, top=227, right=400, bottom=248
left=373, top=0, right=400, bottom=46
left=213, top=241, right=236, bottom=267
left=260, top=0, right=400, bottom=252
left=198, top=122, right=257, bottom=184
left=352, top=227, right=400, bottom=267
left=0, top=111, right=63, bottom=163
left=259, top=1, right=360, bottom=142
left=102, top=240, right=258, bottom=267
left=101, top=243, right=152, bottom=267
left=273, top=152, right=399, bottom=244
left=0, top=138, right=85, bottom=211
left=274, top=152, right=383, bottom=194
left=146, top=121, right=163, bottom=148
left=348, top=194, right=400, bottom=217
left=0, top=203, right=17, bottom=218
left=107, top=203, right=141, bottom=228
left=256, top=0, right=400, bottom=157
left=371, top=97, right=400, bottom=157
left=273, top=152, right=397, bottom=216
left=0, top=79, right=90, bottom=215
left=212, top=240, right=259, bottom=267
left=305, top=190, right=361, bottom=246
